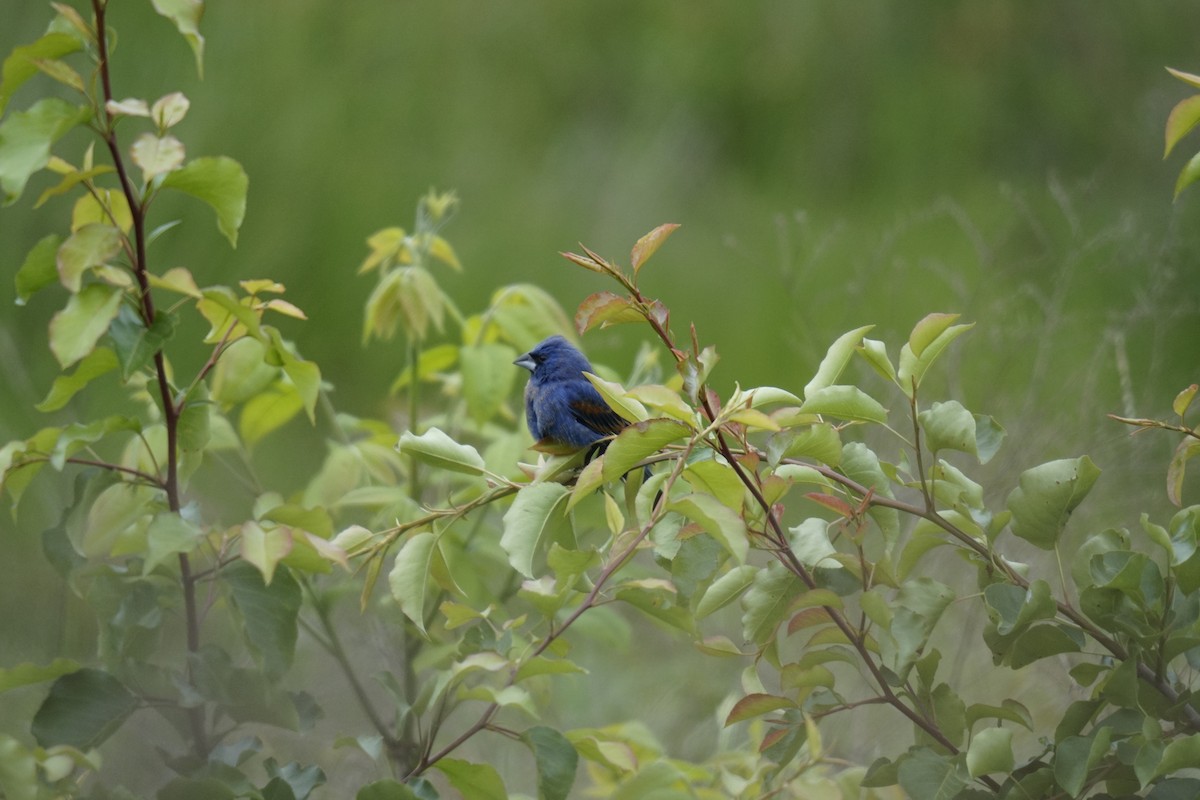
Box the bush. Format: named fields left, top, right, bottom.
left=2, top=4, right=1199, bottom=799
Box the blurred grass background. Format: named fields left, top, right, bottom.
left=2, top=1, right=1199, bottom=793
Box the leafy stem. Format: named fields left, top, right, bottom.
left=91, top=0, right=205, bottom=756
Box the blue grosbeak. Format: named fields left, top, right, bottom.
left=514, top=334, right=653, bottom=483
left=514, top=335, right=627, bottom=449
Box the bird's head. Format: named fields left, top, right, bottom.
left=514, top=335, right=593, bottom=381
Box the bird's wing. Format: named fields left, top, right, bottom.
left=564, top=381, right=628, bottom=438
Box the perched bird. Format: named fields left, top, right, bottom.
left=514, top=335, right=627, bottom=450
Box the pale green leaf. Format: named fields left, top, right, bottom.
left=501, top=483, right=573, bottom=578
left=130, top=133, right=185, bottom=181
left=432, top=759, right=507, bottom=800
left=151, top=92, right=190, bottom=129
left=397, top=427, right=486, bottom=475
left=897, top=321, right=974, bottom=398
left=0, top=33, right=83, bottom=117
left=1166, top=95, right=1200, bottom=158
left=602, top=418, right=690, bottom=481
left=49, top=284, right=124, bottom=369
left=0, top=98, right=90, bottom=205
left=15, top=233, right=62, bottom=305
left=0, top=659, right=81, bottom=694
left=1175, top=150, right=1200, bottom=199
left=240, top=521, right=293, bottom=585
left=161, top=156, right=248, bottom=246
left=150, top=0, right=205, bottom=77
left=55, top=223, right=121, bottom=293
left=36, top=347, right=118, bottom=413
left=799, top=385, right=888, bottom=424
left=741, top=562, right=802, bottom=644
left=804, top=324, right=874, bottom=397
left=1006, top=457, right=1101, bottom=549
left=239, top=382, right=304, bottom=446
left=583, top=373, right=647, bottom=424
left=461, top=342, right=517, bottom=424
left=144, top=513, right=201, bottom=574
left=695, top=564, right=758, bottom=619
left=670, top=493, right=749, bottom=563
left=388, top=531, right=439, bottom=636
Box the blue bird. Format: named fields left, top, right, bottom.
left=514, top=335, right=627, bottom=450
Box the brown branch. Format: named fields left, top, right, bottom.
left=93, top=0, right=203, bottom=755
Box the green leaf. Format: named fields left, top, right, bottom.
left=0, top=33, right=84, bottom=116
left=1010, top=625, right=1083, bottom=668
left=397, top=427, right=486, bottom=476
left=143, top=512, right=201, bottom=574
left=583, top=373, right=647, bottom=425
left=1174, top=150, right=1200, bottom=199
left=0, top=98, right=90, bottom=205
left=31, top=669, right=138, bottom=749
left=857, top=338, right=897, bottom=383
left=983, top=580, right=1055, bottom=636
left=630, top=222, right=680, bottom=275
left=603, top=418, right=690, bottom=481
left=521, top=726, right=578, bottom=800
left=108, top=306, right=176, bottom=379
left=1154, top=733, right=1200, bottom=779
left=0, top=658, right=80, bottom=693
left=15, top=233, right=61, bottom=305
left=71, top=474, right=150, bottom=558
left=36, top=346, right=118, bottom=412
left=1168, top=67, right=1200, bottom=90
left=770, top=422, right=842, bottom=468
left=1175, top=384, right=1199, bottom=418
left=919, top=400, right=978, bottom=458
left=225, top=561, right=301, bottom=678
left=841, top=442, right=900, bottom=545
left=55, top=223, right=122, bottom=293
left=1006, top=456, right=1101, bottom=549
left=1054, top=730, right=1112, bottom=797
left=695, top=564, right=758, bottom=619
left=896, top=748, right=966, bottom=800
left=804, top=324, right=874, bottom=397
left=48, top=283, right=124, bottom=368
left=460, top=342, right=517, bottom=424
left=966, top=727, right=1013, bottom=777
left=741, top=562, right=803, bottom=644
left=0, top=734, right=37, bottom=800
left=355, top=780, right=420, bottom=800
left=501, top=483, right=573, bottom=578
left=240, top=382, right=304, bottom=446
left=161, top=156, right=248, bottom=246
left=388, top=531, right=444, bottom=636
left=150, top=0, right=206, bottom=77
left=1166, top=95, right=1200, bottom=158
left=787, top=518, right=839, bottom=569
left=799, top=385, right=887, bottom=424
left=432, top=759, right=507, bottom=800
left=670, top=493, right=749, bottom=563
left=1168, top=438, right=1200, bottom=507
left=897, top=317, right=974, bottom=397
left=575, top=291, right=644, bottom=333
left=213, top=337, right=278, bottom=406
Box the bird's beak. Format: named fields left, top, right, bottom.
left=514, top=353, right=536, bottom=372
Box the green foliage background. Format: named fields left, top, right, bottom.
left=1, top=1, right=1199, bottom=795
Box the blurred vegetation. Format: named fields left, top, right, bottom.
left=2, top=1, right=1198, bottom=795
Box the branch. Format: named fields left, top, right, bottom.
left=93, top=0, right=202, bottom=755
